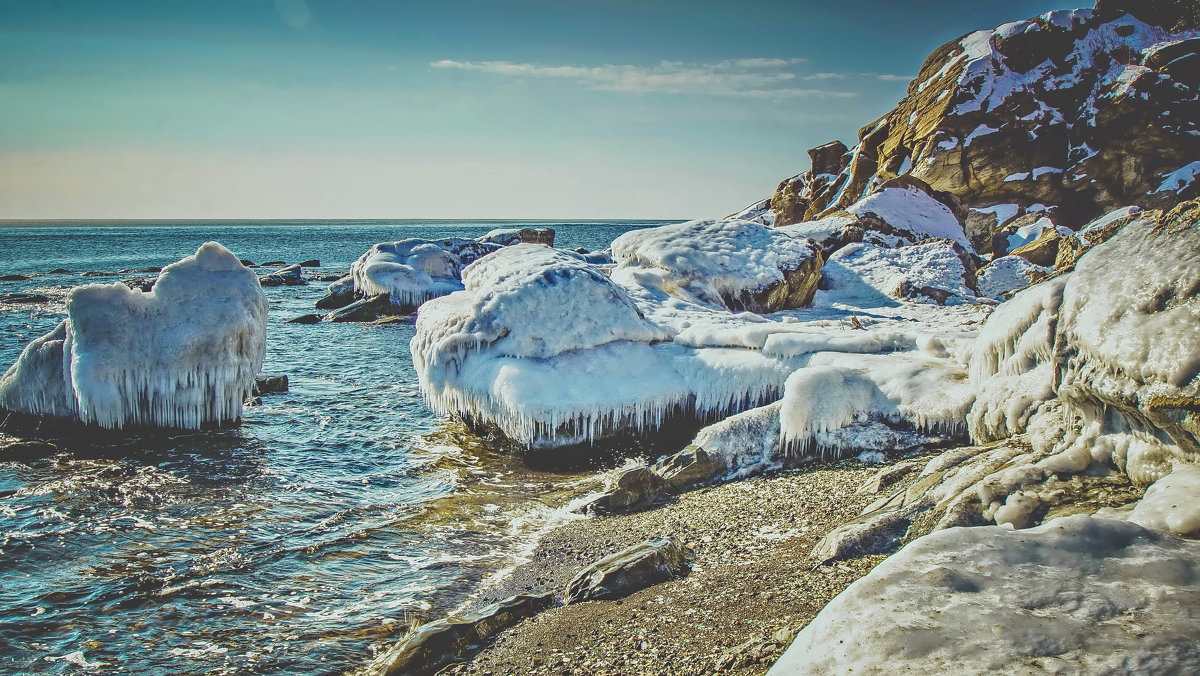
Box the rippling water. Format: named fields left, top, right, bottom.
left=0, top=220, right=664, bottom=675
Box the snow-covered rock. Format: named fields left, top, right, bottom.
left=0, top=242, right=268, bottom=430
left=756, top=8, right=1200, bottom=243
left=821, top=240, right=978, bottom=306
left=1131, top=464, right=1200, bottom=538
left=974, top=255, right=1051, bottom=299
left=611, top=218, right=823, bottom=313
left=773, top=515, right=1200, bottom=675
left=348, top=239, right=471, bottom=310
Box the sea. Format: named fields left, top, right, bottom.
left=0, top=220, right=669, bottom=675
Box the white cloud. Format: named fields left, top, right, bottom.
left=800, top=72, right=845, bottom=80
left=877, top=74, right=913, bottom=82
left=430, top=58, right=855, bottom=99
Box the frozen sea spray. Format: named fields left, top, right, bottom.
left=0, top=242, right=268, bottom=430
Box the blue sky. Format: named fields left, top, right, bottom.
left=1, top=0, right=1069, bottom=218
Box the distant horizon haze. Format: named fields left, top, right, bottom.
left=2, top=0, right=1070, bottom=219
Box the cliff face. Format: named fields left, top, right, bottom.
left=747, top=1, right=1200, bottom=254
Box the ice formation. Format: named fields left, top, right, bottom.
left=610, top=218, right=821, bottom=312
left=771, top=516, right=1200, bottom=675
left=348, top=239, right=469, bottom=309
left=1130, top=465, right=1200, bottom=539
left=0, top=242, right=268, bottom=429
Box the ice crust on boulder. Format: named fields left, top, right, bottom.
left=0, top=242, right=268, bottom=429
left=349, top=239, right=469, bottom=308
left=771, top=515, right=1200, bottom=676
left=610, top=218, right=821, bottom=312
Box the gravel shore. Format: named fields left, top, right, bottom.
left=441, top=457, right=914, bottom=676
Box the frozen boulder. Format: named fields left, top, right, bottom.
left=772, top=516, right=1200, bottom=676
left=0, top=242, right=268, bottom=430
left=563, top=536, right=693, bottom=604
left=610, top=218, right=823, bottom=313
left=476, top=227, right=555, bottom=247
left=1130, top=464, right=1200, bottom=538
left=349, top=239, right=467, bottom=311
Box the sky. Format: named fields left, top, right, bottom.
left=0, top=0, right=1072, bottom=219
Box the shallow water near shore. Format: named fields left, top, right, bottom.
left=0, top=220, right=666, bottom=675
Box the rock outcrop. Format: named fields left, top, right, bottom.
left=750, top=5, right=1200, bottom=252
left=563, top=536, right=693, bottom=604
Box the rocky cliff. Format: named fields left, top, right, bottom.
left=738, top=0, right=1200, bottom=255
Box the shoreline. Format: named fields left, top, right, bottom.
left=423, top=454, right=927, bottom=676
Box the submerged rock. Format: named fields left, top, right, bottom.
left=286, top=313, right=322, bottom=324
left=297, top=259, right=320, bottom=267
left=325, top=294, right=411, bottom=322
left=252, top=375, right=288, bottom=395
left=0, top=293, right=50, bottom=304
left=370, top=593, right=554, bottom=676
left=564, top=536, right=693, bottom=604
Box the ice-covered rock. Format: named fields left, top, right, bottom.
left=610, top=218, right=823, bottom=313
left=772, top=515, right=1200, bottom=675
left=1130, top=464, right=1200, bottom=538
left=0, top=242, right=268, bottom=430
left=349, top=239, right=469, bottom=311
left=476, top=227, right=555, bottom=247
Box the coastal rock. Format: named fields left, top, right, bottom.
left=0, top=242, right=268, bottom=430
left=47, top=268, right=70, bottom=274
left=611, top=218, right=824, bottom=312
left=477, top=227, right=555, bottom=247
left=774, top=516, right=1200, bottom=675
left=252, top=374, right=288, bottom=396
left=0, top=274, right=30, bottom=281
left=581, top=466, right=677, bottom=515
left=316, top=275, right=356, bottom=309
left=653, top=446, right=728, bottom=490
left=754, top=8, right=1200, bottom=239
left=297, top=259, right=320, bottom=267
left=326, top=294, right=413, bottom=323
left=370, top=593, right=554, bottom=676
left=563, top=536, right=693, bottom=604
left=974, top=255, right=1050, bottom=300
left=258, top=264, right=306, bottom=287
left=286, top=313, right=323, bottom=324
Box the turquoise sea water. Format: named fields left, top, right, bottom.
left=0, top=220, right=668, bottom=675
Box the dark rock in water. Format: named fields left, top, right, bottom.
left=580, top=466, right=676, bottom=515
left=308, top=274, right=343, bottom=282
left=47, top=268, right=70, bottom=274
left=653, top=447, right=727, bottom=490
left=245, top=396, right=263, bottom=407
left=563, top=536, right=693, bottom=604
left=326, top=294, right=410, bottom=322
left=258, top=264, right=306, bottom=287
left=81, top=271, right=114, bottom=277
left=123, top=277, right=157, bottom=293
left=372, top=593, right=554, bottom=676
left=118, top=266, right=162, bottom=274
left=0, top=439, right=60, bottom=460
left=0, top=274, right=30, bottom=281
left=253, top=375, right=289, bottom=396
left=260, top=260, right=286, bottom=267
left=287, top=313, right=323, bottom=324
left=240, top=259, right=257, bottom=267
left=316, top=275, right=355, bottom=309
left=0, top=293, right=50, bottom=304
left=297, top=259, right=320, bottom=267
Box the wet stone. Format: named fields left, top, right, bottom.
left=564, top=536, right=693, bottom=604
